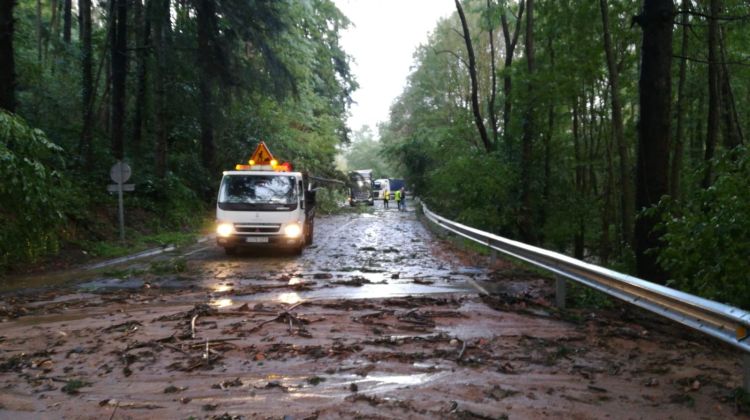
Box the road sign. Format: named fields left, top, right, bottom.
left=110, top=161, right=132, bottom=184
left=107, top=184, right=135, bottom=192
left=250, top=141, right=275, bottom=165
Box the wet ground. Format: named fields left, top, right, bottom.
left=0, top=201, right=747, bottom=419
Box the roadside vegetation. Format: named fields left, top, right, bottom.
left=378, top=0, right=750, bottom=309
left=0, top=1, right=354, bottom=274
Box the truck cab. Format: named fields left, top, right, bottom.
left=348, top=169, right=374, bottom=206
left=215, top=143, right=315, bottom=255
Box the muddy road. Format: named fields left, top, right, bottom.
left=0, top=202, right=746, bottom=419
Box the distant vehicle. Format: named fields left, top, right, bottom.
left=348, top=169, right=374, bottom=206
left=372, top=178, right=404, bottom=200
left=215, top=142, right=316, bottom=255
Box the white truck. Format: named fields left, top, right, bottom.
left=215, top=142, right=315, bottom=255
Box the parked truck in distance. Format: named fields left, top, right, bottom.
left=372, top=178, right=404, bottom=200
left=348, top=169, right=374, bottom=206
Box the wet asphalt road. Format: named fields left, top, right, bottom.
left=0, top=200, right=745, bottom=419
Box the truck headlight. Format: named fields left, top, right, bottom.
left=284, top=223, right=302, bottom=238
left=217, top=223, right=234, bottom=237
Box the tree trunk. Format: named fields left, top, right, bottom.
left=63, top=0, right=71, bottom=43
left=78, top=0, right=93, bottom=167
left=572, top=97, right=584, bottom=259
left=46, top=0, right=58, bottom=61
left=132, top=0, right=150, bottom=155
left=0, top=0, right=15, bottom=112
left=634, top=0, right=673, bottom=283
left=519, top=0, right=535, bottom=244
left=111, top=0, right=128, bottom=160
left=600, top=0, right=634, bottom=249
left=703, top=0, right=720, bottom=188
left=539, top=34, right=554, bottom=243
left=455, top=0, right=492, bottom=154
left=500, top=1, right=525, bottom=161
left=487, top=0, right=498, bottom=147
left=153, top=0, right=169, bottom=178
left=670, top=0, right=689, bottom=199
left=197, top=0, right=217, bottom=170
left=36, top=0, right=42, bottom=63
left=718, top=28, right=743, bottom=149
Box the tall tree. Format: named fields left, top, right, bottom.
left=600, top=0, right=634, bottom=248
left=519, top=0, right=535, bottom=243
left=63, top=0, right=72, bottom=43
left=131, top=0, right=149, bottom=154
left=703, top=0, right=720, bottom=188
left=500, top=0, right=525, bottom=159
left=718, top=28, right=742, bottom=149
left=455, top=0, right=492, bottom=153
left=196, top=0, right=217, bottom=170
left=670, top=0, right=689, bottom=199
left=0, top=0, right=15, bottom=112
left=111, top=0, right=128, bottom=160
left=153, top=0, right=169, bottom=178
left=78, top=0, right=93, bottom=167
left=634, top=0, right=673, bottom=282
left=487, top=0, right=499, bottom=146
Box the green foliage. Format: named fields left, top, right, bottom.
left=425, top=152, right=515, bottom=235
left=658, top=147, right=750, bottom=309
left=149, top=258, right=188, bottom=275
left=3, top=0, right=356, bottom=272
left=0, top=112, right=72, bottom=269
left=342, top=126, right=396, bottom=178
left=315, top=187, right=349, bottom=215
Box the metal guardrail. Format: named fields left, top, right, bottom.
left=421, top=202, right=750, bottom=390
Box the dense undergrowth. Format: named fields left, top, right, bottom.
left=0, top=112, right=208, bottom=273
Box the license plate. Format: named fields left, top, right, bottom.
left=245, top=237, right=269, bottom=243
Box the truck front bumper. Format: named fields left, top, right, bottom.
left=217, top=235, right=303, bottom=249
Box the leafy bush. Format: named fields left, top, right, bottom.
left=425, top=152, right=516, bottom=235
left=0, top=112, right=71, bottom=269
left=135, top=172, right=206, bottom=230
left=658, top=147, right=750, bottom=310
left=315, top=187, right=349, bottom=215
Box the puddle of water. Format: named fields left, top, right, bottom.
left=212, top=284, right=233, bottom=293
left=295, top=372, right=447, bottom=398
left=232, top=282, right=474, bottom=304
left=278, top=292, right=302, bottom=305
left=209, top=298, right=234, bottom=308
left=78, top=277, right=144, bottom=291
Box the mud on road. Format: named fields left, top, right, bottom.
left=0, top=202, right=747, bottom=419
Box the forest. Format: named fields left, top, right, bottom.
left=1, top=0, right=749, bottom=310
left=0, top=0, right=355, bottom=269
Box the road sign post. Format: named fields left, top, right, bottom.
left=109, top=161, right=133, bottom=241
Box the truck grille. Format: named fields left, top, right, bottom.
left=234, top=223, right=281, bottom=234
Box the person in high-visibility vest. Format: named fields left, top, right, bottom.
left=394, top=188, right=402, bottom=211
left=383, top=188, right=390, bottom=209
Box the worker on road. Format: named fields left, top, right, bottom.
left=399, top=187, right=406, bottom=211
left=383, top=188, right=390, bottom=209
left=394, top=188, right=402, bottom=211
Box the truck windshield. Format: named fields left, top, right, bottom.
left=218, top=175, right=298, bottom=211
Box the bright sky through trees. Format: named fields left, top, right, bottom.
left=334, top=0, right=456, bottom=134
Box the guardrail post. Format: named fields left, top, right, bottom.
left=744, top=353, right=750, bottom=391
left=555, top=276, right=566, bottom=309
left=490, top=248, right=497, bottom=265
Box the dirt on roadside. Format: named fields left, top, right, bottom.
left=0, top=207, right=747, bottom=419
